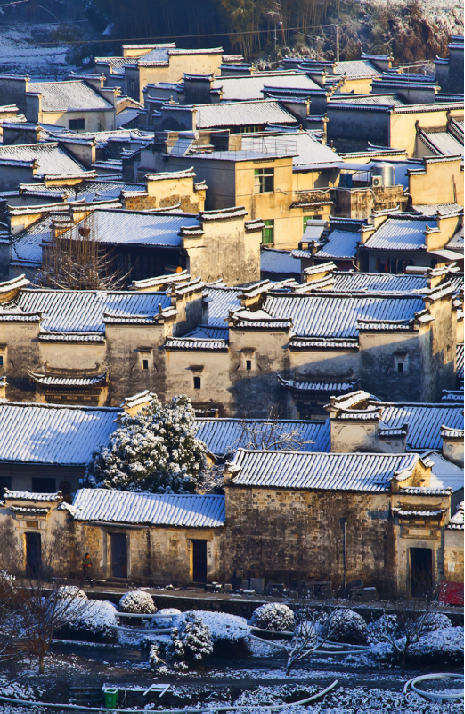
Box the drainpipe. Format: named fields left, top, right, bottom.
left=340, top=517, right=347, bottom=598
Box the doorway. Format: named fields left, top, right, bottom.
left=191, top=540, right=208, bottom=582
left=26, top=532, right=41, bottom=578
left=410, top=547, right=433, bottom=598
left=110, top=533, right=127, bottom=578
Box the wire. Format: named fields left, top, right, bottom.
left=12, top=22, right=342, bottom=46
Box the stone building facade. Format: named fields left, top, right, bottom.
left=0, top=268, right=461, bottom=412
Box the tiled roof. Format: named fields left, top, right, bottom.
left=421, top=131, right=464, bottom=156
left=364, top=217, right=436, bottom=251
left=28, top=371, right=106, bottom=386
left=0, top=143, right=85, bottom=178
left=230, top=450, right=419, bottom=492
left=6, top=289, right=171, bottom=333
left=4, top=490, right=62, bottom=501
left=334, top=59, right=380, bottom=78
left=0, top=402, right=119, bottom=464
left=377, top=403, right=464, bottom=451
left=261, top=249, right=301, bottom=275
left=330, top=272, right=429, bottom=292
left=204, top=284, right=243, bottom=326
left=28, top=81, right=113, bottom=112
left=195, top=100, right=297, bottom=128
left=71, top=489, right=225, bottom=527
left=278, top=375, right=360, bottom=395
left=195, top=418, right=330, bottom=456
left=262, top=293, right=425, bottom=338
left=332, top=93, right=404, bottom=106
left=420, top=451, right=464, bottom=493
left=457, top=343, right=464, bottom=380
left=314, top=229, right=359, bottom=260
left=411, top=203, right=463, bottom=216
left=447, top=501, right=464, bottom=530
left=57, top=210, right=199, bottom=248
left=213, top=72, right=320, bottom=101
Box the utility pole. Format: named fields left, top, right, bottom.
left=335, top=24, right=339, bottom=63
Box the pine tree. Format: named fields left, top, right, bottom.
left=84, top=394, right=207, bottom=493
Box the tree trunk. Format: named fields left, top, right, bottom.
left=39, top=654, right=45, bottom=675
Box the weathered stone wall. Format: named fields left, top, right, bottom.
left=69, top=521, right=223, bottom=584
left=444, top=529, right=464, bottom=584
left=223, top=485, right=397, bottom=594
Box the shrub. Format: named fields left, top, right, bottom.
left=119, top=589, right=156, bottom=614
left=55, top=600, right=118, bottom=643
left=250, top=603, right=295, bottom=632
left=172, top=610, right=250, bottom=658
left=407, top=626, right=464, bottom=667
left=324, top=609, right=368, bottom=645
left=368, top=614, right=397, bottom=644
left=166, top=613, right=213, bottom=669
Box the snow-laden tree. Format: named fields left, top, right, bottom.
left=166, top=613, right=213, bottom=669
left=84, top=394, right=207, bottom=493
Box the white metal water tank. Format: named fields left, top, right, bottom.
left=371, top=162, right=395, bottom=187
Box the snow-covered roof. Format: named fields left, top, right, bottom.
left=0, top=403, right=119, bottom=464
left=194, top=100, right=297, bottom=128
left=71, top=489, right=225, bottom=527
left=447, top=501, right=464, bottom=530
left=3, top=490, right=62, bottom=501
left=2, top=289, right=171, bottom=333
left=0, top=143, right=85, bottom=177
left=56, top=210, right=199, bottom=248
left=363, top=216, right=437, bottom=251
left=261, top=292, right=425, bottom=338
left=334, top=59, right=380, bottom=78
left=204, top=284, right=243, bottom=326
left=330, top=272, right=429, bottom=292
left=261, top=249, right=301, bottom=275
left=195, top=418, right=330, bottom=457
left=411, top=203, right=463, bottom=216
left=314, top=229, right=359, bottom=260
left=229, top=450, right=419, bottom=492
left=213, top=72, right=320, bottom=101
left=420, top=130, right=464, bottom=157
left=420, top=451, right=464, bottom=492
left=377, top=402, right=464, bottom=451
left=332, top=93, right=404, bottom=107
left=27, top=81, right=113, bottom=112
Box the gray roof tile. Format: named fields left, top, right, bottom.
left=378, top=402, right=464, bottom=451
left=0, top=143, right=85, bottom=177
left=364, top=217, right=436, bottom=251
left=72, top=489, right=225, bottom=527
left=196, top=418, right=330, bottom=457
left=195, top=100, right=297, bottom=128
left=28, top=81, right=113, bottom=112
left=262, top=293, right=425, bottom=338
left=0, top=402, right=119, bottom=464
left=230, top=450, right=419, bottom=491
left=7, top=289, right=171, bottom=332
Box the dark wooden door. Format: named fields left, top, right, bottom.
left=410, top=547, right=433, bottom=598
left=26, top=532, right=41, bottom=578
left=110, top=533, right=127, bottom=578
left=192, top=540, right=208, bottom=582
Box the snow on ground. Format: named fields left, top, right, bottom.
left=0, top=25, right=76, bottom=79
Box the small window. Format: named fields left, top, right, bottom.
left=395, top=354, right=409, bottom=374
left=69, top=118, right=85, bottom=131
left=262, top=219, right=274, bottom=245
left=0, top=356, right=3, bottom=366
left=246, top=360, right=252, bottom=371
left=193, top=376, right=201, bottom=390
left=254, top=167, right=274, bottom=193
left=142, top=359, right=149, bottom=370
left=31, top=477, right=56, bottom=493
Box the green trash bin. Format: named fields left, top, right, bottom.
left=104, top=688, right=118, bottom=709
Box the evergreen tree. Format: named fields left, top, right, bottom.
left=84, top=394, right=206, bottom=493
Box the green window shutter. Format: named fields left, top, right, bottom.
left=262, top=219, right=274, bottom=244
